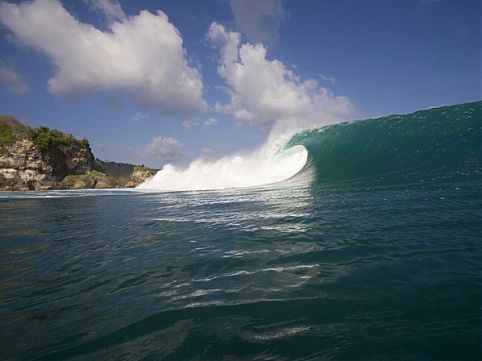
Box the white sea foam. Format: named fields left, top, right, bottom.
left=137, top=141, right=308, bottom=191
left=136, top=103, right=338, bottom=192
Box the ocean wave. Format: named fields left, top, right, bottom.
left=138, top=101, right=481, bottom=191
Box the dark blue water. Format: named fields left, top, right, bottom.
left=0, top=103, right=481, bottom=360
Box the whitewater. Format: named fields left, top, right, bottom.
left=137, top=121, right=320, bottom=191
left=137, top=143, right=308, bottom=191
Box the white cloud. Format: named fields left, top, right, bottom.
left=84, top=0, right=126, bottom=22
left=203, top=117, right=218, bottom=127
left=0, top=62, right=30, bottom=94
left=130, top=112, right=150, bottom=122
left=144, top=136, right=185, bottom=164
left=0, top=0, right=206, bottom=115
left=207, top=22, right=353, bottom=131
left=229, top=0, right=287, bottom=44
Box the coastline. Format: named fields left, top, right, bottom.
left=0, top=115, right=157, bottom=191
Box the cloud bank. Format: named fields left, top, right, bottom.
left=207, top=22, right=353, bottom=131
left=0, top=0, right=206, bottom=115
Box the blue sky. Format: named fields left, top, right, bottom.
left=0, top=0, right=480, bottom=167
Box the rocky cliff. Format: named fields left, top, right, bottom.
left=0, top=115, right=157, bottom=191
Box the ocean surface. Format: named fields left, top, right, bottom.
left=0, top=102, right=481, bottom=360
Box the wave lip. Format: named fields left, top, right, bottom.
left=137, top=145, right=308, bottom=191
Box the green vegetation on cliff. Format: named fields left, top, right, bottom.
left=30, top=126, right=90, bottom=155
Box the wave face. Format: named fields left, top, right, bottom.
left=140, top=101, right=480, bottom=191
left=288, top=101, right=481, bottom=184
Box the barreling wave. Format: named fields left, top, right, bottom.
left=138, top=101, right=480, bottom=191
left=287, top=101, right=481, bottom=184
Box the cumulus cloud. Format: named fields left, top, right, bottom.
left=84, top=0, right=126, bottom=22
left=229, top=0, right=287, bottom=44
left=207, top=22, right=353, bottom=131
left=0, top=62, right=30, bottom=94
left=0, top=0, right=206, bottom=114
left=144, top=136, right=185, bottom=164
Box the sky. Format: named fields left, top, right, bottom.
left=0, top=0, right=480, bottom=167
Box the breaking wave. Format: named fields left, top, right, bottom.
left=138, top=101, right=481, bottom=191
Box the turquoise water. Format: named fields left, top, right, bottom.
left=1, top=102, right=481, bottom=360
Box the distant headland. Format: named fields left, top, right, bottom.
left=0, top=115, right=157, bottom=191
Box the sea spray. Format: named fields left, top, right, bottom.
left=137, top=110, right=339, bottom=191
left=137, top=110, right=321, bottom=191
left=137, top=143, right=308, bottom=191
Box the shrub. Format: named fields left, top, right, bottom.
left=30, top=126, right=89, bottom=155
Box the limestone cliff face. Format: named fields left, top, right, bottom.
left=0, top=116, right=156, bottom=191
left=0, top=137, right=55, bottom=190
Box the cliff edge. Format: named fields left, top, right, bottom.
left=0, top=115, right=157, bottom=191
